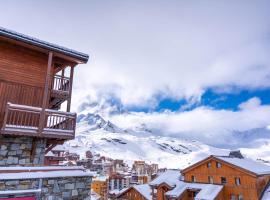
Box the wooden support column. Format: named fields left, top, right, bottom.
left=38, top=52, right=53, bottom=135
left=66, top=65, right=75, bottom=112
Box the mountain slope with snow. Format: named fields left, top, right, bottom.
left=65, top=114, right=230, bottom=169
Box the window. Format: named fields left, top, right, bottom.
left=235, top=177, right=241, bottom=186
left=221, top=177, right=227, bottom=184
left=191, top=175, right=196, bottom=183
left=238, top=194, right=243, bottom=200
left=207, top=162, right=211, bottom=168
left=208, top=176, right=214, bottom=184
left=216, top=162, right=222, bottom=168
left=230, top=194, right=236, bottom=200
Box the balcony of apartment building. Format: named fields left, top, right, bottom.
left=0, top=70, right=76, bottom=141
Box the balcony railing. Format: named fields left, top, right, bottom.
left=1, top=102, right=76, bottom=140
left=52, top=75, right=70, bottom=94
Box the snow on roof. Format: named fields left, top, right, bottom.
left=45, top=151, right=55, bottom=157
left=133, top=184, right=152, bottom=200
left=216, top=156, right=270, bottom=175
left=0, top=27, right=89, bottom=63
left=262, top=183, right=270, bottom=200
left=93, top=175, right=108, bottom=181
left=0, top=166, right=84, bottom=171
left=166, top=181, right=223, bottom=200
left=91, top=189, right=101, bottom=200
left=149, top=170, right=181, bottom=187
left=52, top=144, right=67, bottom=151
left=0, top=170, right=92, bottom=180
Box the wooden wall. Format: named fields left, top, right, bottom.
left=182, top=158, right=261, bottom=199
left=0, top=41, right=48, bottom=87
left=0, top=41, right=48, bottom=126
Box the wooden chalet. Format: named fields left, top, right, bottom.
left=0, top=27, right=92, bottom=199
left=0, top=27, right=88, bottom=152
left=181, top=152, right=270, bottom=200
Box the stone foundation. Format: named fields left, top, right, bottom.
left=0, top=176, right=92, bottom=200
left=0, top=136, right=46, bottom=166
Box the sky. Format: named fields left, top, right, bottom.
left=1, top=0, right=270, bottom=146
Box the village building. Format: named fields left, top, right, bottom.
left=0, top=27, right=92, bottom=199
left=91, top=176, right=109, bottom=200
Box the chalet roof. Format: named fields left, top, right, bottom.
left=133, top=184, right=152, bottom=200
left=116, top=184, right=152, bottom=200
left=216, top=156, right=270, bottom=175
left=166, top=181, right=223, bottom=200
left=0, top=166, right=92, bottom=180
left=149, top=170, right=181, bottom=187
left=0, top=27, right=89, bottom=63
left=182, top=155, right=270, bottom=176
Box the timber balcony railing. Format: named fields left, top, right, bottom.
left=1, top=102, right=76, bottom=140
left=51, top=75, right=70, bottom=96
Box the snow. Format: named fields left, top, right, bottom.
left=45, top=151, right=55, bottom=157
left=165, top=180, right=223, bottom=200
left=133, top=184, right=152, bottom=200
left=91, top=189, right=101, bottom=200
left=0, top=189, right=41, bottom=195
left=262, top=184, right=270, bottom=200
left=216, top=156, right=270, bottom=175
left=149, top=170, right=181, bottom=187
left=0, top=170, right=92, bottom=180
left=65, top=118, right=229, bottom=169
left=0, top=166, right=84, bottom=171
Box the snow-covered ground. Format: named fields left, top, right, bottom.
left=63, top=112, right=270, bottom=169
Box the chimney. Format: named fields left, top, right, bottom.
left=229, top=150, right=244, bottom=159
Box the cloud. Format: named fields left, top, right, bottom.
left=238, top=97, right=261, bottom=110
left=1, top=1, right=270, bottom=108
left=109, top=97, right=270, bottom=146
left=70, top=0, right=270, bottom=107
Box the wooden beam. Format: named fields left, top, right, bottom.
left=45, top=143, right=57, bottom=154
left=30, top=138, right=37, bottom=163
left=38, top=52, right=53, bottom=135
left=66, top=65, right=75, bottom=112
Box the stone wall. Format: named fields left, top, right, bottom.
left=0, top=176, right=92, bottom=200
left=0, top=136, right=46, bottom=166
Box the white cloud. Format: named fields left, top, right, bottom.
left=1, top=1, right=270, bottom=107
left=238, top=97, right=262, bottom=110
left=109, top=97, right=270, bottom=146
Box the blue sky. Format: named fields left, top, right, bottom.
left=1, top=1, right=270, bottom=145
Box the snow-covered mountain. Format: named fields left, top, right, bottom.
left=65, top=113, right=230, bottom=168
left=65, top=105, right=270, bottom=169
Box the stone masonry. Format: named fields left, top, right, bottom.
left=0, top=136, right=46, bottom=166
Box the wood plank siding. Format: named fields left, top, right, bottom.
left=0, top=41, right=46, bottom=126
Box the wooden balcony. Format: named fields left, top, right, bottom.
left=1, top=102, right=76, bottom=140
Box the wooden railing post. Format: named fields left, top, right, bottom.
left=38, top=52, right=53, bottom=135
left=2, top=102, right=10, bottom=130
left=67, top=65, right=75, bottom=112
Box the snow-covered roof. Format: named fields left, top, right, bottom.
left=0, top=166, right=93, bottom=180
left=0, top=27, right=89, bottom=63
left=45, top=151, right=55, bottom=157
left=0, top=170, right=92, bottom=180
left=0, top=166, right=84, bottom=171
left=166, top=181, right=223, bottom=200
left=149, top=170, right=181, bottom=187
left=216, top=156, right=270, bottom=175
left=133, top=184, right=152, bottom=200
left=262, top=183, right=270, bottom=200
left=91, top=189, right=101, bottom=200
